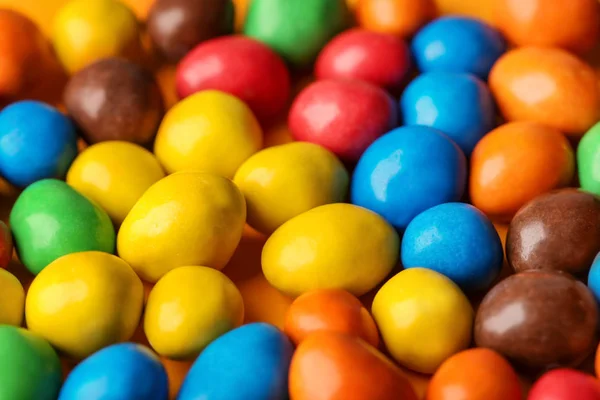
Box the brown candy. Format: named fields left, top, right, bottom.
left=147, top=0, right=234, bottom=62
left=474, top=270, right=598, bottom=373
left=64, top=58, right=164, bottom=146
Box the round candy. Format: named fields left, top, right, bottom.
left=67, top=141, right=165, bottom=225
left=402, top=202, right=503, bottom=291
left=357, top=0, right=435, bottom=37
left=474, top=270, right=598, bottom=372
left=506, top=189, right=600, bottom=275
left=427, top=348, right=522, bottom=400
left=400, top=72, right=496, bottom=155
left=154, top=90, right=263, bottom=178
left=147, top=0, right=234, bottom=62
left=117, top=172, right=246, bottom=282
left=178, top=323, right=293, bottom=400
left=588, top=253, right=600, bottom=305
left=284, top=289, right=379, bottom=346
left=177, top=36, right=290, bottom=122
left=578, top=122, right=600, bottom=196
left=0, top=269, right=24, bottom=326
left=64, top=58, right=164, bottom=146
left=10, top=179, right=115, bottom=275
left=59, top=343, right=168, bottom=400
left=351, top=126, right=467, bottom=231
left=529, top=369, right=600, bottom=400
left=0, top=326, right=62, bottom=400
left=315, top=29, right=411, bottom=92
left=233, top=142, right=349, bottom=234
left=0, top=101, right=77, bottom=187
left=262, top=203, right=399, bottom=297
left=289, top=331, right=418, bottom=400
left=145, top=266, right=244, bottom=359
left=26, top=251, right=144, bottom=359
left=289, top=79, right=397, bottom=162
left=0, top=221, right=12, bottom=269
left=372, top=268, right=473, bottom=373
left=411, top=16, right=505, bottom=79
left=470, top=121, right=574, bottom=221
left=490, top=47, right=600, bottom=137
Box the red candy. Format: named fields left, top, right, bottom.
left=528, top=369, right=600, bottom=400
left=288, top=79, right=398, bottom=161
left=176, top=36, right=291, bottom=122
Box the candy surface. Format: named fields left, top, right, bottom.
left=528, top=369, right=600, bottom=400
left=0, top=268, right=24, bottom=326
left=0, top=221, right=12, bottom=269
left=578, top=122, right=600, bottom=196
left=357, top=0, right=436, bottom=37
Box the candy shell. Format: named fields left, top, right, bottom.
left=587, top=253, right=600, bottom=305
left=0, top=221, right=12, bottom=269
left=529, top=369, right=600, bottom=400
left=578, top=122, right=600, bottom=196
left=357, top=0, right=436, bottom=38
left=0, top=268, right=24, bottom=326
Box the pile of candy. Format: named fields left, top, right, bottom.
left=1, top=0, right=600, bottom=399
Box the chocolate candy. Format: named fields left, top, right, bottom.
left=474, top=270, right=598, bottom=373
left=64, top=58, right=164, bottom=146
left=506, top=189, right=600, bottom=274
left=147, top=0, right=234, bottom=62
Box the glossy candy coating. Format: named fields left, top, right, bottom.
left=474, top=270, right=598, bottom=372
left=357, top=0, right=436, bottom=38
left=470, top=121, right=574, bottom=221
left=578, top=122, right=600, bottom=196
left=587, top=253, right=600, bottom=305
left=529, top=369, right=600, bottom=400
left=0, top=269, right=24, bottom=326
left=262, top=203, right=399, bottom=297
left=0, top=100, right=77, bottom=187
left=59, top=343, right=169, bottom=400
left=400, top=72, right=496, bottom=155
left=0, top=221, right=12, bottom=269
left=372, top=268, right=473, bottom=373
left=351, top=126, right=467, bottom=231
left=289, top=79, right=397, bottom=162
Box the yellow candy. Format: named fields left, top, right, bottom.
left=117, top=171, right=246, bottom=283
left=262, top=203, right=399, bottom=297
left=52, top=0, right=141, bottom=73
left=154, top=90, right=263, bottom=179
left=372, top=268, right=473, bottom=374
left=234, top=142, right=349, bottom=234
left=144, top=266, right=244, bottom=359
left=67, top=141, right=165, bottom=225
left=25, top=251, right=143, bottom=358
left=0, top=269, right=24, bottom=326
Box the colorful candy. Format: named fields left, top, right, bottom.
left=357, top=0, right=435, bottom=38
left=578, top=122, right=600, bottom=196
left=528, top=369, right=600, bottom=400
left=0, top=269, right=24, bottom=326
left=587, top=253, right=600, bottom=305
left=0, top=221, right=12, bottom=269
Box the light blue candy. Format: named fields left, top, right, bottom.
left=587, top=252, right=600, bottom=304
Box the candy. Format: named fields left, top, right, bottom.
left=288, top=79, right=397, bottom=162
left=0, top=221, right=12, bottom=269
left=10, top=179, right=115, bottom=275
left=400, top=72, right=496, bottom=155
left=351, top=126, right=466, bottom=231
left=59, top=343, right=169, bottom=400
left=0, top=269, right=24, bottom=326
left=117, top=172, right=246, bottom=282
left=529, top=369, right=600, bottom=400
left=233, top=142, right=349, bottom=234
left=153, top=90, right=263, bottom=178
left=262, top=203, right=399, bottom=297
left=64, top=58, right=164, bottom=146
left=506, top=189, right=600, bottom=275
left=474, top=270, right=598, bottom=372
left=469, top=121, right=574, bottom=221
left=0, top=101, right=77, bottom=188
left=402, top=202, right=503, bottom=291
left=587, top=254, right=600, bottom=305
left=357, top=0, right=435, bottom=38
left=144, top=266, right=244, bottom=359
left=578, top=122, right=600, bottom=196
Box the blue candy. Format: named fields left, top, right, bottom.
left=587, top=252, right=600, bottom=304
left=0, top=100, right=77, bottom=187
left=402, top=202, right=503, bottom=291
left=411, top=16, right=505, bottom=79
left=59, top=343, right=168, bottom=400
left=351, top=126, right=466, bottom=231
left=400, top=72, right=496, bottom=155
left=178, top=323, right=293, bottom=400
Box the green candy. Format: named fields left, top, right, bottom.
left=243, top=0, right=349, bottom=67
left=10, top=179, right=115, bottom=274
left=0, top=326, right=62, bottom=400
left=578, top=122, right=600, bottom=196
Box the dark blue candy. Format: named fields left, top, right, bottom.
left=587, top=252, right=600, bottom=304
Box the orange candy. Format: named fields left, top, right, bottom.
left=492, top=0, right=600, bottom=55
left=470, top=121, right=574, bottom=222
left=289, top=332, right=418, bottom=400
left=427, top=348, right=522, bottom=400
left=284, top=289, right=379, bottom=347
left=357, top=0, right=436, bottom=38
left=490, top=47, right=600, bottom=137
left=595, top=341, right=600, bottom=378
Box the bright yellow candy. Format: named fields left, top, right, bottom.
left=372, top=268, right=473, bottom=374
left=0, top=269, right=24, bottom=326
left=144, top=266, right=244, bottom=359
left=52, top=0, right=141, bottom=73
left=154, top=90, right=263, bottom=179
left=117, top=171, right=246, bottom=283
left=234, top=142, right=349, bottom=234
left=25, top=251, right=143, bottom=358
left=67, top=141, right=165, bottom=225
left=262, top=203, right=399, bottom=297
